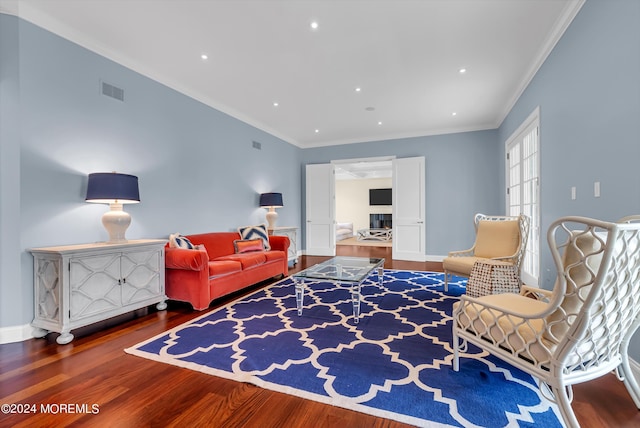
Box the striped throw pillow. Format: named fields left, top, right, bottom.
left=237, top=224, right=271, bottom=251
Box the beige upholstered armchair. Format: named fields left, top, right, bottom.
left=452, top=216, right=640, bottom=428
left=442, top=213, right=530, bottom=292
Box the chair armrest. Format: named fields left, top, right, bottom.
left=268, top=235, right=290, bottom=252
left=520, top=285, right=553, bottom=302
left=165, top=247, right=208, bottom=271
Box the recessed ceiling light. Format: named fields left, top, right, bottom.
left=201, top=54, right=208, bottom=60
left=459, top=68, right=467, bottom=74
left=452, top=112, right=457, bottom=116
left=377, top=121, right=383, bottom=125
left=310, top=21, right=319, bottom=30
left=355, top=87, right=362, bottom=92
left=273, top=102, right=279, bottom=107
left=314, top=129, right=319, bottom=133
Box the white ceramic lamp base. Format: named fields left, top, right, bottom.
left=102, top=203, right=131, bottom=243
left=266, top=208, right=278, bottom=229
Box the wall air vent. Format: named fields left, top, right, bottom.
left=101, top=81, right=124, bottom=102
left=252, top=141, right=262, bottom=150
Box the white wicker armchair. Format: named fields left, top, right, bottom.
left=452, top=216, right=640, bottom=428
left=443, top=213, right=530, bottom=292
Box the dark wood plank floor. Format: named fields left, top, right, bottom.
left=1, top=245, right=639, bottom=427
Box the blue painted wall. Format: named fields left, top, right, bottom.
left=0, top=14, right=23, bottom=327
left=498, top=0, right=640, bottom=356
left=1, top=16, right=301, bottom=329
left=300, top=130, right=502, bottom=257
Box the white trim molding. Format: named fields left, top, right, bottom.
left=0, top=323, right=34, bottom=344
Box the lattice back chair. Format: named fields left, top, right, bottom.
left=452, top=216, right=640, bottom=428
left=443, top=213, right=530, bottom=292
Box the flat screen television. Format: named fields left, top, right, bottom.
left=369, top=188, right=392, bottom=206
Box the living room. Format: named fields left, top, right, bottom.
left=1, top=0, right=639, bottom=426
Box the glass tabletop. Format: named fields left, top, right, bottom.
left=293, top=256, right=385, bottom=283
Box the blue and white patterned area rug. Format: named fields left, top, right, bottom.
left=126, top=270, right=562, bottom=427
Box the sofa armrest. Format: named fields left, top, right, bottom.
left=165, top=247, right=208, bottom=271
left=268, top=235, right=290, bottom=252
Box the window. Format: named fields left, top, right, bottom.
left=506, top=108, right=540, bottom=285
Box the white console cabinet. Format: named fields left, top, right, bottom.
left=30, top=239, right=167, bottom=344
left=268, top=226, right=298, bottom=265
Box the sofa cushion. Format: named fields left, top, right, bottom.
left=234, top=238, right=265, bottom=254
left=238, top=224, right=271, bottom=250
left=336, top=222, right=353, bottom=231
left=208, top=260, right=242, bottom=278
left=169, top=233, right=196, bottom=249
left=217, top=252, right=267, bottom=269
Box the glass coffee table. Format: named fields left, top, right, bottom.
left=292, top=256, right=385, bottom=324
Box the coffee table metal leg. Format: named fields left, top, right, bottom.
left=295, top=278, right=305, bottom=316
left=378, top=267, right=384, bottom=285
left=351, top=282, right=361, bottom=324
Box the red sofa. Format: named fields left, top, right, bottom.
left=165, top=232, right=290, bottom=310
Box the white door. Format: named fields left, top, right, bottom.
left=305, top=163, right=336, bottom=256
left=392, top=157, right=425, bottom=261
left=506, top=108, right=540, bottom=285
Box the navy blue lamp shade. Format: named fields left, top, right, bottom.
left=259, top=192, right=283, bottom=229
left=86, top=172, right=140, bottom=204
left=85, top=172, right=139, bottom=243
left=259, top=192, right=283, bottom=208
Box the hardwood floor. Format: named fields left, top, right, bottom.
left=1, top=245, right=639, bottom=427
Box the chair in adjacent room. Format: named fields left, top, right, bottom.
left=442, top=213, right=530, bottom=292
left=452, top=215, right=640, bottom=428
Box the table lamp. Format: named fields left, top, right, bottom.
left=86, top=172, right=140, bottom=243
left=259, top=192, right=283, bottom=229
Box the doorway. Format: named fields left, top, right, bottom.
left=305, top=156, right=425, bottom=261
left=334, top=158, right=393, bottom=248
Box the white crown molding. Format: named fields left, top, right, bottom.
left=299, top=123, right=498, bottom=149
left=496, top=0, right=585, bottom=128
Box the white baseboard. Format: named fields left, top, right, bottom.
left=0, top=323, right=34, bottom=344
left=425, top=255, right=446, bottom=262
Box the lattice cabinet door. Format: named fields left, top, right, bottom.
left=120, top=248, right=162, bottom=306
left=69, top=253, right=122, bottom=319
left=30, top=239, right=166, bottom=345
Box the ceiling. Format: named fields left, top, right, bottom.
left=3, top=0, right=583, bottom=148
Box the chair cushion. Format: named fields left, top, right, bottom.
left=543, top=231, right=605, bottom=342
left=443, top=256, right=485, bottom=276
left=474, top=220, right=520, bottom=259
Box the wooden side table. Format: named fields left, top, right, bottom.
left=466, top=259, right=520, bottom=298
left=268, top=226, right=298, bottom=265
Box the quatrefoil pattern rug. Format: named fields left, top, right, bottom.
left=126, top=270, right=562, bottom=427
